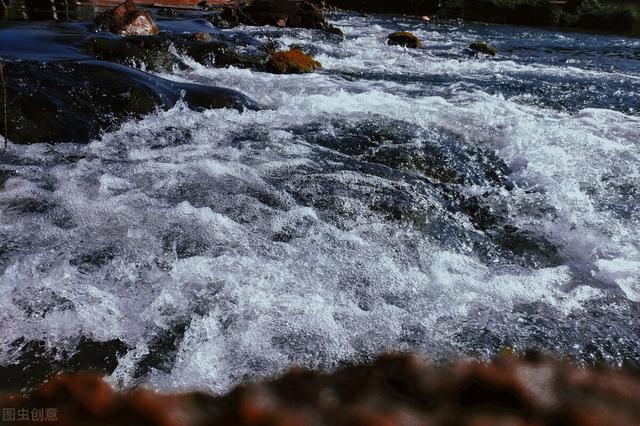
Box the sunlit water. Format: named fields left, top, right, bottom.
left=0, top=12, right=639, bottom=393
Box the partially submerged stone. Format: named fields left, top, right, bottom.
left=83, top=33, right=268, bottom=72
left=0, top=60, right=259, bottom=144
left=94, top=0, right=159, bottom=37
left=189, top=31, right=213, bottom=42
left=387, top=31, right=422, bottom=48
left=469, top=41, right=498, bottom=56
left=265, top=48, right=321, bottom=74
left=84, top=35, right=179, bottom=72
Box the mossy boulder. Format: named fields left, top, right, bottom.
left=387, top=31, right=422, bottom=48
left=265, top=49, right=321, bottom=74
left=469, top=41, right=497, bottom=56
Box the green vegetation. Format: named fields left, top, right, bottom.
left=439, top=0, right=640, bottom=36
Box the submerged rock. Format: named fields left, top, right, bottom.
left=387, top=31, right=422, bottom=48
left=0, top=337, right=127, bottom=391
left=188, top=31, right=213, bottom=42
left=469, top=41, right=498, bottom=56
left=0, top=60, right=259, bottom=144
left=265, top=48, right=321, bottom=74
left=2, top=353, right=639, bottom=425
left=94, top=0, right=159, bottom=37
left=84, top=35, right=179, bottom=72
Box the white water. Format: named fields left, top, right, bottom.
left=0, top=14, right=639, bottom=392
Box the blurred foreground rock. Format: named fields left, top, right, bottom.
left=2, top=353, right=639, bottom=426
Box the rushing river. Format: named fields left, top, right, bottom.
left=0, top=10, right=639, bottom=393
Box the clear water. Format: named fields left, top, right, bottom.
left=0, top=12, right=639, bottom=393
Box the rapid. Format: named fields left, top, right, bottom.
left=0, top=11, right=639, bottom=393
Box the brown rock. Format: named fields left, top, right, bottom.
left=265, top=48, right=321, bottom=74
left=387, top=31, right=422, bottom=48
left=94, top=0, right=159, bottom=37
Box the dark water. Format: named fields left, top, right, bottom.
left=0, top=9, right=639, bottom=392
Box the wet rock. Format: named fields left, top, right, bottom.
left=181, top=38, right=268, bottom=69
left=157, top=7, right=176, bottom=18
left=84, top=35, right=180, bottom=72
left=324, top=22, right=345, bottom=37
left=94, top=0, right=159, bottom=37
left=387, top=31, right=422, bottom=48
left=0, top=60, right=259, bottom=144
left=222, top=0, right=343, bottom=35
left=189, top=31, right=213, bottom=42
left=207, top=13, right=232, bottom=28
left=0, top=337, right=127, bottom=392
left=83, top=33, right=268, bottom=72
left=265, top=48, right=321, bottom=74
left=2, top=353, right=640, bottom=425
left=469, top=41, right=498, bottom=56
left=0, top=169, right=14, bottom=191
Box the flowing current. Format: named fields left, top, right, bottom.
left=1, top=12, right=639, bottom=392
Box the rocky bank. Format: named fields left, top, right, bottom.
left=2, top=353, right=639, bottom=426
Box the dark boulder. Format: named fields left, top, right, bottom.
left=83, top=33, right=268, bottom=71
left=222, top=0, right=343, bottom=35
left=83, top=35, right=180, bottom=72
left=328, top=0, right=439, bottom=15
left=0, top=60, right=259, bottom=145
left=387, top=31, right=422, bottom=48
left=94, top=0, right=159, bottom=36
left=469, top=41, right=497, bottom=56
left=206, top=13, right=232, bottom=29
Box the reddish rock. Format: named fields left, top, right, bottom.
left=265, top=48, right=321, bottom=74
left=95, top=0, right=159, bottom=37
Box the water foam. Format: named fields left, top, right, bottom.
left=1, top=13, right=638, bottom=392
